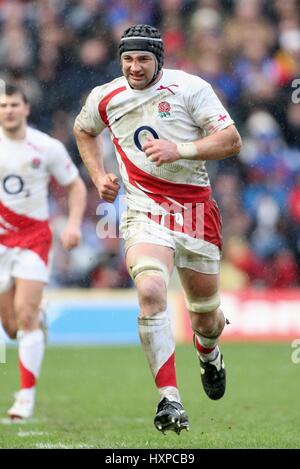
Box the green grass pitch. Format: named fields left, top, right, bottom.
left=0, top=343, right=299, bottom=449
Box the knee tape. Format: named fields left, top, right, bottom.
left=138, top=309, right=168, bottom=326
left=184, top=292, right=221, bottom=314
left=129, top=257, right=170, bottom=286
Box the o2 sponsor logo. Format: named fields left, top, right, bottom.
left=2, top=174, right=30, bottom=197
left=134, top=126, right=159, bottom=151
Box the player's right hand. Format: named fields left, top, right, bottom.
left=97, top=173, right=120, bottom=202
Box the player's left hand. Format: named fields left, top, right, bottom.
left=60, top=223, right=82, bottom=250
left=142, top=138, right=180, bottom=167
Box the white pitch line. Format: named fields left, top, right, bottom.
left=36, top=442, right=94, bottom=449
left=0, top=417, right=47, bottom=425
left=18, top=431, right=49, bottom=437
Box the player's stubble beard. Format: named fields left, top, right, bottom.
left=2, top=119, right=25, bottom=138
left=128, top=75, right=151, bottom=90
left=125, top=69, right=162, bottom=90
left=123, top=63, right=158, bottom=90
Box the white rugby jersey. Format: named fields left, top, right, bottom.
left=75, top=69, right=234, bottom=214
left=0, top=126, right=78, bottom=220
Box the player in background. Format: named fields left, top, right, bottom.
left=74, top=24, right=242, bottom=434
left=0, top=84, right=87, bottom=420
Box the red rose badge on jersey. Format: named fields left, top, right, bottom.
left=158, top=101, right=171, bottom=118
left=31, top=158, right=41, bottom=169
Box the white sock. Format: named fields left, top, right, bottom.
left=138, top=311, right=181, bottom=403
left=200, top=345, right=219, bottom=362
left=18, top=329, right=45, bottom=393
left=17, top=387, right=36, bottom=402
left=158, top=386, right=181, bottom=403
left=194, top=333, right=219, bottom=362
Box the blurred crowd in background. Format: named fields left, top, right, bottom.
left=0, top=0, right=300, bottom=290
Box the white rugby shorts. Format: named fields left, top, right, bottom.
left=119, top=208, right=221, bottom=275
left=0, top=245, right=50, bottom=293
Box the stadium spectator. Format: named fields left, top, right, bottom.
left=220, top=236, right=262, bottom=290
left=0, top=84, right=86, bottom=419
left=73, top=24, right=241, bottom=434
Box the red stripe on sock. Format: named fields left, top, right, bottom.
left=19, top=359, right=36, bottom=389
left=195, top=339, right=215, bottom=354
left=155, top=353, right=177, bottom=388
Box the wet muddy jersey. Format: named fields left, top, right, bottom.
left=75, top=68, right=233, bottom=214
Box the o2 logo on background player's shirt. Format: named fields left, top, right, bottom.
left=2, top=175, right=30, bottom=197
left=134, top=126, right=159, bottom=151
